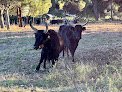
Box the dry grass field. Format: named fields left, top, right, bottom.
left=0, top=23, right=122, bottom=92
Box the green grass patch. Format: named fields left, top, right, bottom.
left=37, top=60, right=121, bottom=92
left=0, top=40, right=8, bottom=44
left=0, top=80, right=27, bottom=86
left=31, top=64, right=37, bottom=69
left=14, top=60, right=20, bottom=66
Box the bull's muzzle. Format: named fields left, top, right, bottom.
left=39, top=44, right=44, bottom=49
left=34, top=46, right=39, bottom=50
left=34, top=44, right=44, bottom=50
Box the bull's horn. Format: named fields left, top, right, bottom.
left=29, top=19, right=38, bottom=32
left=81, top=15, right=89, bottom=26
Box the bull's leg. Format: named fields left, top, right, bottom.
left=66, top=47, right=69, bottom=57
left=43, top=57, right=47, bottom=69
left=69, top=41, right=78, bottom=62
left=63, top=47, right=65, bottom=57
left=63, top=46, right=66, bottom=57
left=71, top=51, right=75, bottom=62
left=35, top=59, right=43, bottom=72
left=34, top=51, right=45, bottom=72
left=52, top=60, right=55, bottom=67
left=72, top=55, right=74, bottom=62
left=69, top=48, right=75, bottom=62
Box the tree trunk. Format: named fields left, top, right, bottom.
left=92, top=0, right=99, bottom=21
left=4, top=0, right=10, bottom=30
left=111, top=0, right=113, bottom=21
left=24, top=16, right=28, bottom=27
left=33, top=17, right=34, bottom=24
left=84, top=0, right=88, bottom=17
left=5, top=9, right=10, bottom=30
left=19, top=7, right=22, bottom=27
left=17, top=7, right=22, bottom=27
left=0, top=10, right=5, bottom=28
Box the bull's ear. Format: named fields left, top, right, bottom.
left=82, top=27, right=86, bottom=31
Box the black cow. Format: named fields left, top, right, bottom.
left=58, top=16, right=89, bottom=61
left=35, top=18, right=41, bottom=24
left=50, top=19, right=63, bottom=24
left=30, top=21, right=64, bottom=71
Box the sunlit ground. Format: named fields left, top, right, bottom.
left=0, top=22, right=121, bottom=32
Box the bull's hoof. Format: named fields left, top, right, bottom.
left=72, top=59, right=75, bottom=62
left=34, top=69, right=39, bottom=72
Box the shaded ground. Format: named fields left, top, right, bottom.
left=0, top=23, right=122, bottom=91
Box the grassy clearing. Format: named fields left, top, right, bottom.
left=0, top=23, right=122, bottom=92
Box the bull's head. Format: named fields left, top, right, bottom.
left=74, top=25, right=86, bottom=39
left=68, top=15, right=89, bottom=39
left=34, top=30, right=50, bottom=50
left=29, top=20, right=49, bottom=50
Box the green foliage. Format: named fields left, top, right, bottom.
left=0, top=0, right=23, bottom=15
left=58, top=1, right=65, bottom=10
left=104, top=2, right=121, bottom=20
left=63, top=0, right=86, bottom=14
left=36, top=0, right=52, bottom=16
left=78, top=0, right=86, bottom=10
left=21, top=0, right=52, bottom=17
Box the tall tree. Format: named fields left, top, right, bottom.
left=4, top=0, right=10, bottom=29
left=24, top=0, right=52, bottom=17
left=91, top=0, right=121, bottom=20
left=0, top=0, right=24, bottom=29
left=111, top=0, right=113, bottom=20
left=0, top=5, right=5, bottom=28
left=91, top=0, right=98, bottom=21
left=61, top=0, right=86, bottom=14
left=17, top=7, right=23, bottom=27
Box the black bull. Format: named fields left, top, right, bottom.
left=58, top=25, right=86, bottom=61
left=58, top=16, right=89, bottom=61
left=30, top=21, right=64, bottom=71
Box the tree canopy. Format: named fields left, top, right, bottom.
left=21, top=0, right=52, bottom=17
left=0, top=0, right=121, bottom=23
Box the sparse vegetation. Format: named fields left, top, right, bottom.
left=0, top=23, right=122, bottom=92
left=0, top=39, right=8, bottom=44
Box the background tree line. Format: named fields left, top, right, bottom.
left=0, top=0, right=122, bottom=29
